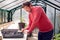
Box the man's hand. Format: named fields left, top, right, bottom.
left=24, top=30, right=29, bottom=34
left=21, top=29, right=30, bottom=36
left=21, top=28, right=25, bottom=32
left=18, top=30, right=22, bottom=32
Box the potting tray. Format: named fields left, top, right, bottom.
left=1, top=29, right=24, bottom=38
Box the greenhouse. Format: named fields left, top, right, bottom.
left=0, top=0, right=60, bottom=40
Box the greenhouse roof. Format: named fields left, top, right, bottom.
left=0, top=0, right=30, bottom=11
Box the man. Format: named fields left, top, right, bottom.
left=22, top=2, right=54, bottom=40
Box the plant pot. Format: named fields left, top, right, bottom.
left=18, top=23, right=25, bottom=30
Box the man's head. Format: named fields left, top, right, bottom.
left=22, top=2, right=32, bottom=12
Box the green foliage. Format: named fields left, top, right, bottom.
left=54, top=34, right=60, bottom=40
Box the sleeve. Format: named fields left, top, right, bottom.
left=28, top=7, right=43, bottom=33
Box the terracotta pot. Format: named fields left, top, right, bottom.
left=18, top=23, right=25, bottom=30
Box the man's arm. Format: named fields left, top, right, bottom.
left=22, top=16, right=32, bottom=32
left=28, top=7, right=43, bottom=33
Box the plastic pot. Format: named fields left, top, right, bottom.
left=18, top=23, right=25, bottom=30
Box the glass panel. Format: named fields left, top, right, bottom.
left=0, top=0, right=16, bottom=8
left=48, top=0, right=60, bottom=7
left=55, top=0, right=60, bottom=3
left=55, top=9, right=60, bottom=40
left=0, top=10, right=8, bottom=24
left=0, top=0, right=30, bottom=10
left=46, top=5, right=54, bottom=24
left=2, top=0, right=24, bottom=10
left=12, top=8, right=29, bottom=25
left=6, top=0, right=24, bottom=10
left=3, top=11, right=8, bottom=23
left=0, top=0, right=4, bottom=2
left=56, top=10, right=60, bottom=33
left=0, top=10, right=4, bottom=24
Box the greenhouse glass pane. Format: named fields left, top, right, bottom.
left=2, top=0, right=24, bottom=10
left=0, top=0, right=16, bottom=8
left=55, top=0, right=60, bottom=3
left=49, top=0, right=60, bottom=7
left=0, top=0, right=30, bottom=10
left=0, top=0, right=4, bottom=2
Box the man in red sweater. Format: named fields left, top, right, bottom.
left=22, top=2, right=54, bottom=40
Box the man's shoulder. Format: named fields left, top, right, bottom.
left=32, top=6, right=42, bottom=12
left=32, top=6, right=42, bottom=11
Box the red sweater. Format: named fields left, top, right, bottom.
left=26, top=6, right=54, bottom=33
